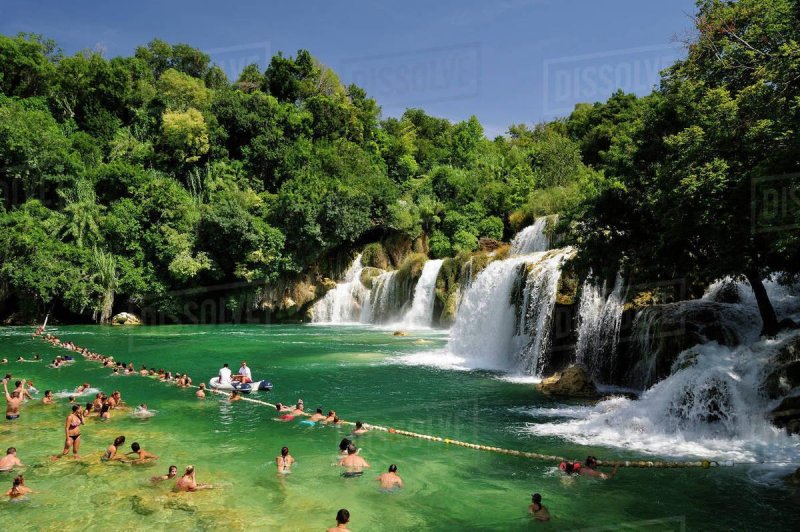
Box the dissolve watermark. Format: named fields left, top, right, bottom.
left=543, top=44, right=683, bottom=117
left=340, top=43, right=481, bottom=106
left=205, top=41, right=272, bottom=83
left=751, top=173, right=800, bottom=234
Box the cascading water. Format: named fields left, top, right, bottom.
left=509, top=215, right=554, bottom=255
left=446, top=214, right=573, bottom=375
left=525, top=330, right=800, bottom=462
left=574, top=273, right=625, bottom=381
left=365, top=271, right=401, bottom=324
left=401, top=259, right=443, bottom=327
left=311, top=255, right=368, bottom=323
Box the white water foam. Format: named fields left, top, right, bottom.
left=524, top=332, right=800, bottom=462
left=311, top=254, right=368, bottom=323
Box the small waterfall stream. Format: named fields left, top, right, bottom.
left=401, top=259, right=444, bottom=327
left=311, top=254, right=367, bottom=323
left=574, top=273, right=625, bottom=381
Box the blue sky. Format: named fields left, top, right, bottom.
left=1, top=0, right=697, bottom=137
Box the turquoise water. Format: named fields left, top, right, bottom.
left=0, top=324, right=797, bottom=531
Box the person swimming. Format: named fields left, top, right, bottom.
left=42, top=390, right=53, bottom=404
left=151, top=465, right=178, bottom=483
left=351, top=421, right=368, bottom=435
left=290, top=400, right=304, bottom=416
left=175, top=465, right=212, bottom=492
left=3, top=379, right=22, bottom=420
left=308, top=407, right=325, bottom=422
left=99, top=403, right=111, bottom=420
left=529, top=493, right=550, bottom=521
left=559, top=456, right=618, bottom=479
left=6, top=475, right=32, bottom=499
left=196, top=383, right=206, bottom=398
left=377, top=464, right=403, bottom=490
left=321, top=409, right=336, bottom=424
left=326, top=508, right=351, bottom=532
left=229, top=390, right=242, bottom=402
left=102, top=436, right=125, bottom=461
left=125, top=442, right=158, bottom=462
left=339, top=444, right=370, bottom=477
left=276, top=446, right=294, bottom=474
left=0, top=447, right=22, bottom=471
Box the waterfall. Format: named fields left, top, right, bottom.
left=510, top=216, right=554, bottom=255
left=575, top=273, right=625, bottom=381
left=447, top=248, right=573, bottom=374
left=525, top=330, right=800, bottom=462
left=311, top=255, right=367, bottom=323
left=365, top=271, right=401, bottom=324
left=402, top=259, right=444, bottom=327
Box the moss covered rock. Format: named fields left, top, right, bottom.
left=359, top=267, right=384, bottom=290
left=362, top=242, right=390, bottom=270
left=536, top=365, right=598, bottom=397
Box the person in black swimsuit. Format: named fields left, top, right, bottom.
left=62, top=405, right=83, bottom=458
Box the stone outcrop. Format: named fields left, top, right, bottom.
left=111, top=312, right=141, bottom=325
left=536, top=365, right=598, bottom=397
left=770, top=395, right=800, bottom=435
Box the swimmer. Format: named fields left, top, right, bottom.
left=133, top=404, right=156, bottom=418
left=0, top=447, right=22, bottom=471
left=352, top=421, right=368, bottom=435
left=61, top=405, right=83, bottom=458
left=339, top=444, right=370, bottom=475
left=0, top=359, right=6, bottom=364
left=68, top=396, right=75, bottom=404
left=529, top=493, right=550, bottom=521
left=99, top=403, right=111, bottom=420
left=276, top=446, right=294, bottom=473
left=291, top=400, right=304, bottom=416
left=75, top=383, right=90, bottom=394
left=559, top=456, right=618, bottom=479
left=151, top=465, right=178, bottom=483
left=102, top=436, right=126, bottom=461
left=13, top=380, right=33, bottom=401
left=229, top=390, right=242, bottom=402
left=42, top=390, right=54, bottom=404
left=6, top=475, right=32, bottom=499
left=125, top=442, right=158, bottom=462
left=196, top=383, right=206, bottom=398
left=275, top=402, right=292, bottom=413
left=582, top=455, right=618, bottom=479
left=308, top=407, right=325, bottom=422
left=16, top=356, right=24, bottom=362
left=321, top=410, right=336, bottom=424
left=92, top=394, right=104, bottom=412
left=377, top=464, right=403, bottom=490
left=327, top=509, right=351, bottom=532
left=339, top=438, right=356, bottom=455
left=3, top=379, right=23, bottom=420
left=109, top=391, right=122, bottom=408
left=175, top=465, right=213, bottom=492
left=26, top=380, right=38, bottom=394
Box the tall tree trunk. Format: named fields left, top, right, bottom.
left=745, top=269, right=780, bottom=337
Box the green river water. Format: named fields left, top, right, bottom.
left=0, top=324, right=797, bottom=531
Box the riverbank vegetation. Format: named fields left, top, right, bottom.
left=0, top=0, right=797, bottom=328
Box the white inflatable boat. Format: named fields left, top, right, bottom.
left=208, top=377, right=272, bottom=393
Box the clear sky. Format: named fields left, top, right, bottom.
left=1, top=0, right=697, bottom=137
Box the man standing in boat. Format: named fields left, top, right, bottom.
left=232, top=361, right=252, bottom=384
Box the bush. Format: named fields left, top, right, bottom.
left=452, top=230, right=478, bottom=253
left=429, top=230, right=452, bottom=258
left=477, top=216, right=504, bottom=240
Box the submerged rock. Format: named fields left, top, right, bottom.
left=763, top=335, right=800, bottom=399
left=770, top=395, right=800, bottom=435
left=393, top=330, right=408, bottom=337
left=536, top=365, right=598, bottom=397
left=111, top=312, right=141, bottom=325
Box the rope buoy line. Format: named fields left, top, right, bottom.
left=38, top=335, right=750, bottom=470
